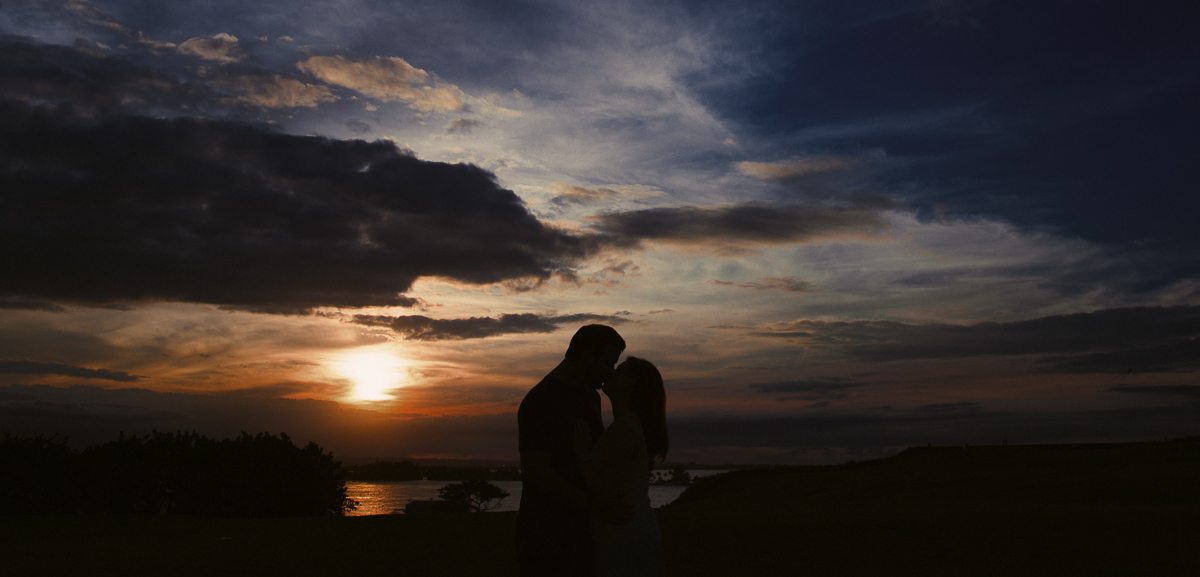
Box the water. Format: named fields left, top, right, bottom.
left=346, top=470, right=727, bottom=516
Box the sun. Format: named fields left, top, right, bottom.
left=333, top=348, right=408, bottom=402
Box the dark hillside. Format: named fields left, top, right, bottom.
left=660, top=438, right=1200, bottom=576
left=672, top=438, right=1200, bottom=512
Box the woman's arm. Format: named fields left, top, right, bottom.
left=574, top=420, right=638, bottom=524
left=572, top=420, right=603, bottom=493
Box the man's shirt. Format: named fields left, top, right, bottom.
left=516, top=374, right=604, bottom=576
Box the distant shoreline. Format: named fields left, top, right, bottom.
left=344, top=459, right=749, bottom=482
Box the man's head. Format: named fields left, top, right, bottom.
left=564, top=324, right=625, bottom=388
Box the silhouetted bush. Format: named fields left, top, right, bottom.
left=650, top=466, right=692, bottom=486
left=437, top=480, right=510, bottom=513
left=0, top=435, right=78, bottom=514
left=0, top=431, right=356, bottom=516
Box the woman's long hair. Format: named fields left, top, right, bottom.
left=625, top=357, right=668, bottom=463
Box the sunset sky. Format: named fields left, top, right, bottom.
left=2, top=0, right=1197, bottom=464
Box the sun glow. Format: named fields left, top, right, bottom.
left=334, top=348, right=408, bottom=402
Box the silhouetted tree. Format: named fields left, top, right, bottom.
left=668, top=466, right=692, bottom=485
left=650, top=466, right=692, bottom=486
left=0, top=434, right=76, bottom=514
left=437, top=480, right=510, bottom=512
left=0, top=431, right=357, bottom=516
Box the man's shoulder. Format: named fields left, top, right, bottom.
left=524, top=374, right=563, bottom=396
left=519, top=374, right=563, bottom=411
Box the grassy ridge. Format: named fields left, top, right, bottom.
left=4, top=439, right=1198, bottom=576
left=3, top=513, right=520, bottom=576
left=660, top=438, right=1200, bottom=576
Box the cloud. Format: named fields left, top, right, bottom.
left=1041, top=339, right=1200, bottom=374
left=0, top=296, right=65, bottom=311
left=755, top=306, right=1200, bottom=371
left=345, top=119, right=372, bottom=134
left=0, top=324, right=122, bottom=368
left=590, top=204, right=885, bottom=247
left=0, top=37, right=212, bottom=114
left=218, top=74, right=338, bottom=108
left=549, top=185, right=621, bottom=209
left=748, top=377, right=866, bottom=401
left=0, top=100, right=597, bottom=311
left=0, top=37, right=335, bottom=115
left=0, top=360, right=139, bottom=382
left=671, top=404, right=1200, bottom=456
left=296, top=55, right=465, bottom=112
left=1107, top=385, right=1200, bottom=399
left=177, top=33, right=244, bottom=63
left=736, top=156, right=861, bottom=180
left=447, top=118, right=482, bottom=134
left=711, top=277, right=813, bottom=292
left=910, top=401, right=984, bottom=414
left=0, top=0, right=160, bottom=49
left=352, top=312, right=627, bottom=340
left=724, top=2, right=1200, bottom=268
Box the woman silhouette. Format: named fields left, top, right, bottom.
left=574, top=357, right=668, bottom=577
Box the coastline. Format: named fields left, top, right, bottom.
left=5, top=439, right=1197, bottom=576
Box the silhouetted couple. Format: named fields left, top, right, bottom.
left=518, top=325, right=668, bottom=577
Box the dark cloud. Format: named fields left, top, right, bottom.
left=0, top=40, right=610, bottom=313
left=0, top=36, right=337, bottom=118
left=758, top=307, right=1200, bottom=369
left=0, top=360, right=140, bottom=382
left=735, top=154, right=896, bottom=208
left=715, top=0, right=1200, bottom=283
left=711, top=277, right=813, bottom=292
left=910, top=401, right=984, bottom=414
left=549, top=185, right=620, bottom=209
left=0, top=1, right=150, bottom=48
left=748, top=377, right=865, bottom=400
left=446, top=118, right=482, bottom=134
left=352, top=312, right=627, bottom=341
left=345, top=119, right=372, bottom=134
left=1107, top=385, right=1200, bottom=399
left=0, top=296, right=65, bottom=311
left=672, top=404, right=1200, bottom=455
left=0, top=37, right=213, bottom=116
left=590, top=204, right=884, bottom=247
left=0, top=98, right=597, bottom=311
left=80, top=0, right=579, bottom=98
left=1042, top=339, right=1200, bottom=374
left=0, top=325, right=120, bottom=368
left=176, top=32, right=243, bottom=63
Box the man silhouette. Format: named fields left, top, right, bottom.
left=517, top=324, right=626, bottom=577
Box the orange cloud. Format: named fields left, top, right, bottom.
left=736, top=156, right=859, bottom=180
left=178, top=32, right=243, bottom=63
left=296, top=55, right=464, bottom=112
left=221, top=74, right=337, bottom=108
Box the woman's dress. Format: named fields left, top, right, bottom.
left=591, top=417, right=665, bottom=577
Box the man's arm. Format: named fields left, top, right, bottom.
left=520, top=450, right=591, bottom=512
left=522, top=449, right=634, bottom=524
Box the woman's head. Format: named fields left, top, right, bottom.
left=617, top=357, right=668, bottom=462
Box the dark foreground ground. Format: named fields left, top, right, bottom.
left=4, top=439, right=1198, bottom=576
